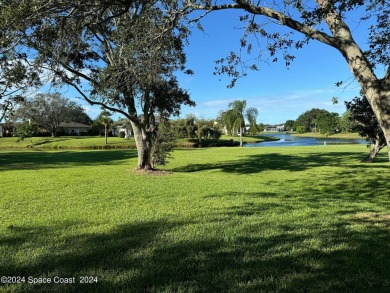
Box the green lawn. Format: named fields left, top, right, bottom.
left=291, top=132, right=362, bottom=139
left=1, top=145, right=389, bottom=292
left=0, top=134, right=273, bottom=149
left=0, top=136, right=137, bottom=149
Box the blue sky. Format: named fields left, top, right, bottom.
left=174, top=8, right=367, bottom=124
left=62, top=6, right=382, bottom=125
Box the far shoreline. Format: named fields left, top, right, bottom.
left=261, top=131, right=362, bottom=140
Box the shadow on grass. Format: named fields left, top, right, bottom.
left=2, top=215, right=390, bottom=292
left=31, top=137, right=82, bottom=146
left=172, top=151, right=388, bottom=174
left=0, top=150, right=137, bottom=171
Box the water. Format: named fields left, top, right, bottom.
left=246, top=133, right=366, bottom=147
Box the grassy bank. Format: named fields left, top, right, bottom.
left=0, top=134, right=276, bottom=149
left=0, top=136, right=137, bottom=149
left=1, top=145, right=389, bottom=292
left=176, top=135, right=277, bottom=148
left=291, top=132, right=362, bottom=139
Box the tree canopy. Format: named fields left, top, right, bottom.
left=1, top=0, right=389, bottom=161
left=14, top=93, right=88, bottom=137
left=220, top=100, right=258, bottom=146
left=0, top=0, right=195, bottom=169
left=345, top=96, right=386, bottom=162
left=295, top=108, right=330, bottom=132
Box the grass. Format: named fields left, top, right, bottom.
left=292, top=132, right=362, bottom=139
left=0, top=136, right=137, bottom=149
left=0, top=145, right=389, bottom=292
left=0, top=134, right=276, bottom=150
left=176, top=135, right=277, bottom=147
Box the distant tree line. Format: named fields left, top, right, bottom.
left=285, top=95, right=385, bottom=162
left=285, top=108, right=359, bottom=135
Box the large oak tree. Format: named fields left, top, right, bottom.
left=0, top=0, right=194, bottom=169
left=15, top=92, right=88, bottom=137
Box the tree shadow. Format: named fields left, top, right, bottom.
left=171, top=151, right=385, bottom=174
left=2, top=215, right=390, bottom=292
left=31, top=137, right=83, bottom=146
left=0, top=150, right=137, bottom=171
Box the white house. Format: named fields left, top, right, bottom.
left=58, top=122, right=91, bottom=136
left=112, top=124, right=133, bottom=138
left=265, top=125, right=285, bottom=132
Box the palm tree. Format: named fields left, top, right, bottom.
left=224, top=100, right=258, bottom=147
left=97, top=110, right=113, bottom=145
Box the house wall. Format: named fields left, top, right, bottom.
left=58, top=127, right=90, bottom=136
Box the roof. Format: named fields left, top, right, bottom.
left=59, top=122, right=91, bottom=128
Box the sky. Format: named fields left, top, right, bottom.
left=173, top=8, right=367, bottom=125
left=57, top=4, right=383, bottom=125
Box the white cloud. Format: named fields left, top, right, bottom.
left=181, top=84, right=360, bottom=124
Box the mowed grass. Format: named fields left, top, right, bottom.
left=292, top=132, right=362, bottom=139
left=0, top=136, right=136, bottom=149
left=0, top=145, right=389, bottom=292
left=0, top=134, right=270, bottom=149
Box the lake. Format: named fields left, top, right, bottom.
left=246, top=133, right=366, bottom=147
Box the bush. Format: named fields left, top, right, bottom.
left=119, top=131, right=126, bottom=138
left=296, top=126, right=306, bottom=134
left=151, top=121, right=176, bottom=168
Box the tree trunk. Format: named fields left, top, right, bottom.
left=104, top=125, right=108, bottom=145
left=239, top=126, right=243, bottom=147
left=363, top=85, right=390, bottom=162
left=131, top=122, right=153, bottom=170
left=362, top=140, right=385, bottom=163
left=317, top=0, right=390, bottom=161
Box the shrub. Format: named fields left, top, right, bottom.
left=296, top=126, right=306, bottom=134
left=151, top=121, right=176, bottom=168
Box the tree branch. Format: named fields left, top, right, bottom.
left=59, top=62, right=94, bottom=83
left=192, top=1, right=338, bottom=48
left=66, top=79, right=131, bottom=119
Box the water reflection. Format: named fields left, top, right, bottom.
left=246, top=133, right=366, bottom=147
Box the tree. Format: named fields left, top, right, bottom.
left=316, top=112, right=340, bottom=135
left=221, top=100, right=258, bottom=147
left=257, top=123, right=266, bottom=132
left=345, top=96, right=386, bottom=162
left=296, top=109, right=330, bottom=133
left=185, top=114, right=198, bottom=138
left=285, top=120, right=296, bottom=132
left=339, top=111, right=355, bottom=133
left=151, top=120, right=176, bottom=168
left=68, top=107, right=92, bottom=126
left=97, top=111, right=113, bottom=145
left=14, top=120, right=37, bottom=143
left=179, top=0, right=390, bottom=161
left=0, top=1, right=194, bottom=170
left=0, top=51, right=41, bottom=122
left=14, top=93, right=83, bottom=137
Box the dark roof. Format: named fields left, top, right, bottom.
left=59, top=122, right=91, bottom=128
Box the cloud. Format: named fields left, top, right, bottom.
left=202, top=98, right=234, bottom=107
left=180, top=85, right=360, bottom=124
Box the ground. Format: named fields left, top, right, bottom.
left=0, top=144, right=389, bottom=292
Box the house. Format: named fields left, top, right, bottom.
left=265, top=125, right=285, bottom=132
left=0, top=123, right=14, bottom=137
left=57, top=122, right=91, bottom=136
left=112, top=124, right=133, bottom=138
